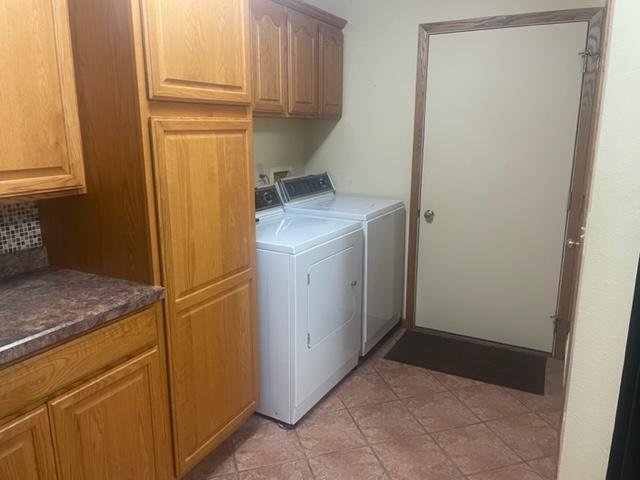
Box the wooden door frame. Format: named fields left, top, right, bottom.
left=405, top=7, right=609, bottom=359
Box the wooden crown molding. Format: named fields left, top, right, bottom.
left=271, top=0, right=347, bottom=29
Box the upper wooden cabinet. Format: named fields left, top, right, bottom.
left=252, top=0, right=288, bottom=114
left=0, top=0, right=85, bottom=200
left=250, top=0, right=346, bottom=118
left=319, top=23, right=344, bottom=117
left=140, top=0, right=252, bottom=104
left=0, top=408, right=57, bottom=480
left=287, top=10, right=319, bottom=116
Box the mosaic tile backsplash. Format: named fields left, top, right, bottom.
left=0, top=202, right=43, bottom=254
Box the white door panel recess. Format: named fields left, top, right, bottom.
left=415, top=22, right=588, bottom=352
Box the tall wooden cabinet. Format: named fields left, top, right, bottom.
left=0, top=0, right=85, bottom=200
left=152, top=119, right=257, bottom=468
left=250, top=0, right=346, bottom=118
left=38, top=0, right=258, bottom=477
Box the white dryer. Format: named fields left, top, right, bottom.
left=278, top=173, right=405, bottom=355
left=254, top=185, right=363, bottom=425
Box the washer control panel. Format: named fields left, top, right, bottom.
left=278, top=173, right=334, bottom=202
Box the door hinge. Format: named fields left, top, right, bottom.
left=307, top=333, right=311, bottom=348
left=550, top=315, right=561, bottom=333
left=579, top=49, right=600, bottom=73
left=307, top=273, right=311, bottom=285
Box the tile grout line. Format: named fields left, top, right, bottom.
left=373, top=338, right=538, bottom=478
left=291, top=416, right=318, bottom=479
left=372, top=353, right=469, bottom=480
left=210, top=330, right=562, bottom=479
left=342, top=331, right=407, bottom=477
left=342, top=399, right=395, bottom=479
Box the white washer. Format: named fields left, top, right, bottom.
left=254, top=185, right=363, bottom=425
left=278, top=173, right=406, bottom=355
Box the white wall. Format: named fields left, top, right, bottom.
left=304, top=0, right=605, bottom=207
left=558, top=0, right=640, bottom=477
left=253, top=118, right=309, bottom=185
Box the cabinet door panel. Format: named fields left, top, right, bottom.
left=252, top=0, right=288, bottom=114
left=141, top=0, right=251, bottom=104
left=152, top=117, right=257, bottom=474
left=48, top=349, right=172, bottom=480
left=173, top=275, right=258, bottom=470
left=319, top=23, right=343, bottom=118
left=0, top=408, right=56, bottom=480
left=287, top=10, right=318, bottom=116
left=152, top=119, right=254, bottom=301
left=0, top=0, right=84, bottom=199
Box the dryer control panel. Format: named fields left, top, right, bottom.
left=278, top=173, right=334, bottom=202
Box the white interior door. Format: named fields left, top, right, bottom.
left=415, top=22, right=588, bottom=352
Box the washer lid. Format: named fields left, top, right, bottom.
left=256, top=214, right=361, bottom=254
left=286, top=195, right=404, bottom=221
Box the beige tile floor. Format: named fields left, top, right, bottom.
left=186, top=328, right=565, bottom=480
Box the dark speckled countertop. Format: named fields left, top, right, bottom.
left=0, top=268, right=164, bottom=367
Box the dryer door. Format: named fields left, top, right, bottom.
left=308, top=246, right=359, bottom=348
left=295, top=231, right=363, bottom=411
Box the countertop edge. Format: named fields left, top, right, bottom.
left=0, top=287, right=164, bottom=368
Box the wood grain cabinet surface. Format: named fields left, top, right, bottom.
left=48, top=348, right=172, bottom=480
left=140, top=0, right=252, bottom=105
left=252, top=0, right=289, bottom=114
left=287, top=9, right=319, bottom=116
left=0, top=306, right=170, bottom=480
left=319, top=23, right=344, bottom=118
left=249, top=0, right=345, bottom=118
left=0, top=408, right=57, bottom=480
left=0, top=0, right=85, bottom=200
left=152, top=118, right=258, bottom=474
left=37, top=0, right=260, bottom=476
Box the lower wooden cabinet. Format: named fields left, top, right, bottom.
left=48, top=348, right=172, bottom=479
left=0, top=305, right=172, bottom=480
left=0, top=407, right=57, bottom=480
